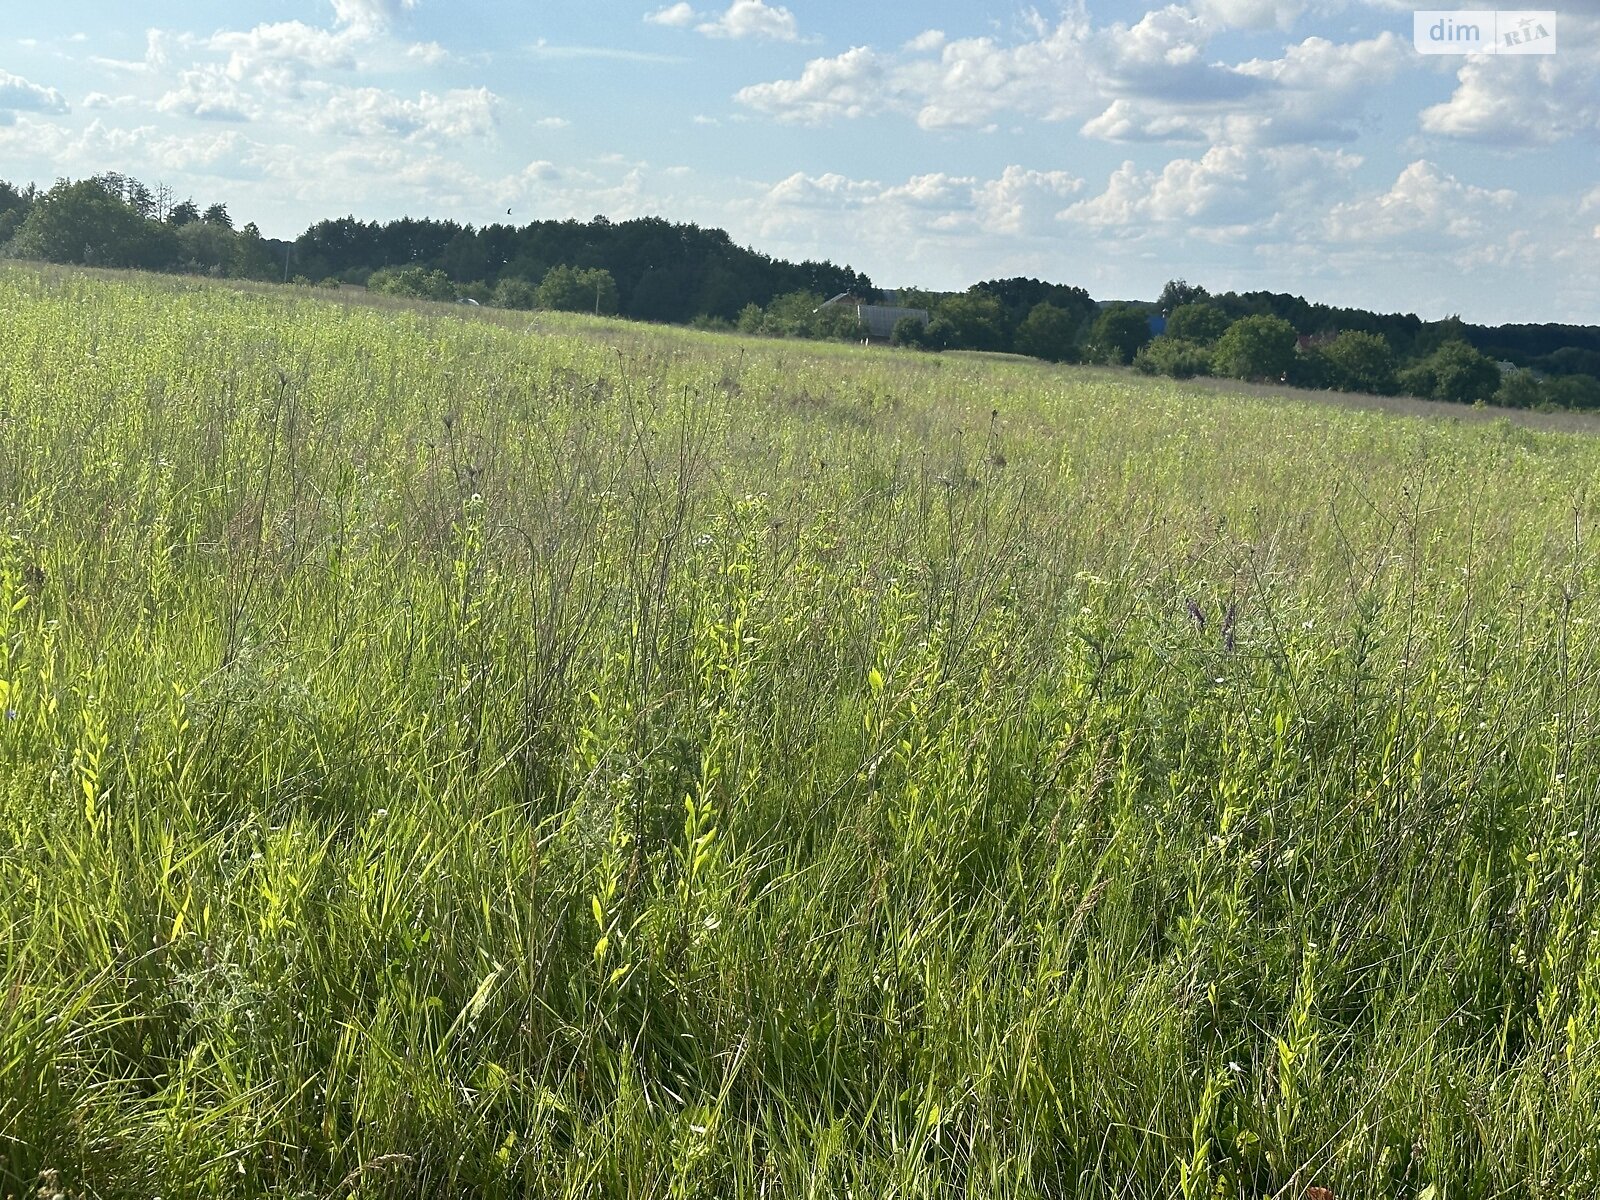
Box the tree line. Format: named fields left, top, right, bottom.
left=2, top=172, right=1597, bottom=412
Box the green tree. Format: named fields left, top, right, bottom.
left=935, top=291, right=1005, bottom=352
left=1493, top=370, right=1543, bottom=409
left=736, top=302, right=765, bottom=334
left=7, top=177, right=173, bottom=269
left=174, top=220, right=238, bottom=275
left=1013, top=302, right=1080, bottom=362
left=1427, top=340, right=1502, bottom=404
left=167, top=199, right=200, bottom=227
left=230, top=222, right=277, bottom=280
left=1213, top=314, right=1298, bottom=381
left=1322, top=331, right=1399, bottom=394
left=1546, top=374, right=1600, bottom=410
left=891, top=315, right=931, bottom=349
left=491, top=276, right=539, bottom=310
left=1287, top=345, right=1335, bottom=390
left=537, top=265, right=619, bottom=315
left=1164, top=302, right=1230, bottom=345
left=201, top=202, right=233, bottom=229
left=1089, top=304, right=1154, bottom=365
left=0, top=180, right=34, bottom=245
left=1159, top=278, right=1209, bottom=314
left=1403, top=340, right=1501, bottom=404
left=1133, top=336, right=1211, bottom=379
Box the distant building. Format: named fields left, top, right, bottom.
left=1296, top=331, right=1337, bottom=350
left=821, top=293, right=930, bottom=343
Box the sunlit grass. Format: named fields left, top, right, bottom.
left=4, top=263, right=1600, bottom=1197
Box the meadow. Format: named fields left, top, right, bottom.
left=3, top=264, right=1600, bottom=1198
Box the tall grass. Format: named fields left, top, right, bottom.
left=3, top=264, right=1600, bottom=1197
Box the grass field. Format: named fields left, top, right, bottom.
left=4, top=264, right=1600, bottom=1198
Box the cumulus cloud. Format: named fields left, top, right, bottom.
left=645, top=3, right=697, bottom=27
left=311, top=86, right=499, bottom=141
left=767, top=170, right=882, bottom=207
left=735, top=11, right=1412, bottom=147
left=157, top=66, right=257, bottom=122
left=974, top=166, right=1084, bottom=234
left=736, top=46, right=885, bottom=123
left=89, top=29, right=176, bottom=74
left=328, top=0, right=416, bottom=34
left=757, top=164, right=1084, bottom=242
left=648, top=0, right=801, bottom=41
left=1192, top=0, right=1306, bottom=31
left=0, top=70, right=69, bottom=121
left=1420, top=46, right=1600, bottom=144
left=1325, top=160, right=1516, bottom=243
left=209, top=21, right=360, bottom=91
left=1079, top=31, right=1407, bottom=145
left=1062, top=143, right=1360, bottom=238
left=698, top=0, right=800, bottom=40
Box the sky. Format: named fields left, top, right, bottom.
left=2, top=0, right=1597, bottom=324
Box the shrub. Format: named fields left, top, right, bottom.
left=1133, top=336, right=1212, bottom=379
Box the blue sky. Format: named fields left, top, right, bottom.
left=3, top=0, right=1597, bottom=322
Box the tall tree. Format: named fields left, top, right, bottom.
left=1213, top=315, right=1298, bottom=381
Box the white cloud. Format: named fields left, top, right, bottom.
left=0, top=70, right=69, bottom=119
left=735, top=24, right=1105, bottom=131
left=1062, top=143, right=1359, bottom=237
left=534, top=116, right=570, bottom=130
left=756, top=164, right=1084, bottom=242
left=1079, top=31, right=1407, bottom=145
left=311, top=86, right=499, bottom=141
left=89, top=29, right=176, bottom=74
left=209, top=21, right=359, bottom=89
left=1420, top=41, right=1600, bottom=144
left=698, top=0, right=800, bottom=41
left=1326, top=159, right=1516, bottom=243
left=528, top=40, right=686, bottom=63
left=405, top=41, right=450, bottom=65
left=768, top=171, right=882, bottom=208
left=894, top=18, right=1101, bottom=130
left=157, top=66, right=257, bottom=122
left=735, top=13, right=1414, bottom=146
left=650, top=0, right=801, bottom=40
left=645, top=3, right=697, bottom=28
left=81, top=92, right=138, bottom=111
left=736, top=46, right=884, bottom=123
left=1193, top=0, right=1306, bottom=31
left=1236, top=31, right=1407, bottom=91
left=973, top=166, right=1084, bottom=234
left=328, top=0, right=416, bottom=34
left=734, top=11, right=1251, bottom=132
left=1080, top=99, right=1207, bottom=141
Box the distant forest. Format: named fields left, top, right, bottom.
left=3, top=171, right=1598, bottom=411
